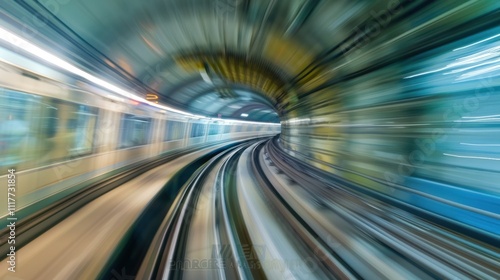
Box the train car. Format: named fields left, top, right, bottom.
left=0, top=56, right=280, bottom=219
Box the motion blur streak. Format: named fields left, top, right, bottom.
left=0, top=0, right=499, bottom=280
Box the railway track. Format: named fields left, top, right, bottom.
left=3, top=136, right=497, bottom=279
left=260, top=136, right=500, bottom=279
left=101, top=139, right=269, bottom=279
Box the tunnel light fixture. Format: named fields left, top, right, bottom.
left=200, top=69, right=213, bottom=85
left=460, top=143, right=500, bottom=147
left=453, top=34, right=500, bottom=52
left=405, top=34, right=500, bottom=80
left=462, top=114, right=500, bottom=119
left=199, top=62, right=214, bottom=85
left=0, top=25, right=281, bottom=125
left=0, top=26, right=192, bottom=115
left=241, top=113, right=249, bottom=117
left=443, top=153, right=500, bottom=161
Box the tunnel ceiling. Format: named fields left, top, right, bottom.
left=27, top=0, right=408, bottom=122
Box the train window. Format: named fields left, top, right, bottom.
left=119, top=114, right=152, bottom=148
left=0, top=90, right=100, bottom=170
left=235, top=125, right=243, bottom=132
left=164, top=120, right=185, bottom=141
left=190, top=123, right=206, bottom=137
left=68, top=105, right=98, bottom=156
left=224, top=125, right=231, bottom=134
left=208, top=123, right=220, bottom=135
left=44, top=100, right=58, bottom=138
left=0, top=90, right=38, bottom=168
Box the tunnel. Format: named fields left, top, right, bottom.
left=0, top=0, right=499, bottom=279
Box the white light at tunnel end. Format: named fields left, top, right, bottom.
left=0, top=26, right=280, bottom=126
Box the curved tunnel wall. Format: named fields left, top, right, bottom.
left=279, top=4, right=499, bottom=237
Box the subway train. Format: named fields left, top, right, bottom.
left=0, top=55, right=279, bottom=220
